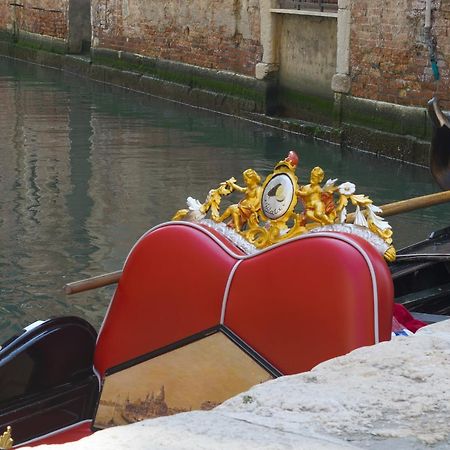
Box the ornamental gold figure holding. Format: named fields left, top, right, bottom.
left=297, top=166, right=337, bottom=227
left=172, top=151, right=396, bottom=262
left=218, top=169, right=262, bottom=232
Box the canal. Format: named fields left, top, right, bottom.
left=1, top=57, right=450, bottom=342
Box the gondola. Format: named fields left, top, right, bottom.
left=1, top=102, right=450, bottom=448
left=394, top=226, right=450, bottom=319
left=390, top=97, right=450, bottom=324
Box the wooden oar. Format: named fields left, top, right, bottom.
left=64, top=270, right=122, bottom=295
left=346, top=189, right=450, bottom=222
left=64, top=190, right=450, bottom=295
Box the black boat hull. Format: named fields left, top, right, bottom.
left=0, top=317, right=98, bottom=445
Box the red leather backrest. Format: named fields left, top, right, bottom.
left=94, top=224, right=393, bottom=379
left=223, top=232, right=393, bottom=374
left=94, top=223, right=238, bottom=378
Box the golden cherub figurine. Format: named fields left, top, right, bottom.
left=297, top=166, right=337, bottom=227
left=218, top=169, right=262, bottom=231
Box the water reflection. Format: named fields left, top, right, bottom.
left=1, top=57, right=450, bottom=341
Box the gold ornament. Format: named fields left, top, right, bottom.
left=0, top=426, right=13, bottom=450
left=173, top=152, right=396, bottom=261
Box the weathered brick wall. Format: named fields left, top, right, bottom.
left=0, top=1, right=12, bottom=34
left=435, top=0, right=450, bottom=105
left=2, top=1, right=68, bottom=39
left=91, top=0, right=263, bottom=76
left=350, top=0, right=449, bottom=108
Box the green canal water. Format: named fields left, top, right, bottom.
left=1, top=57, right=450, bottom=342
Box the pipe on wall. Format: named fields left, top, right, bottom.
left=425, top=0, right=431, bottom=29
left=424, top=0, right=440, bottom=81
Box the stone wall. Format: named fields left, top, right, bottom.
left=278, top=15, right=337, bottom=97
left=67, top=0, right=91, bottom=52
left=276, top=12, right=337, bottom=122
left=349, top=0, right=449, bottom=108
left=433, top=0, right=450, bottom=107
left=6, top=1, right=68, bottom=39
left=91, top=0, right=263, bottom=76
left=0, top=1, right=12, bottom=36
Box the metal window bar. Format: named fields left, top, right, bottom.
left=277, top=0, right=338, bottom=12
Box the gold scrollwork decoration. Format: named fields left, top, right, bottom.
left=173, top=151, right=396, bottom=262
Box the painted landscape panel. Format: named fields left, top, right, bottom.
left=94, top=332, right=274, bottom=429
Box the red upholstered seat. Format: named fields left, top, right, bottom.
left=94, top=223, right=240, bottom=378
left=21, top=223, right=392, bottom=446
left=223, top=232, right=393, bottom=374
left=94, top=223, right=393, bottom=378
left=17, top=421, right=93, bottom=447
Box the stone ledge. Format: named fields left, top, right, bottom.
left=341, top=95, right=430, bottom=141
left=342, top=123, right=430, bottom=166
left=270, top=8, right=338, bottom=18
left=90, top=47, right=273, bottom=114
left=331, top=73, right=351, bottom=94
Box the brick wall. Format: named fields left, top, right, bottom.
left=91, top=0, right=263, bottom=76
left=0, top=1, right=12, bottom=34
left=435, top=0, right=450, bottom=105
left=350, top=0, right=449, bottom=108
left=3, top=0, right=68, bottom=40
